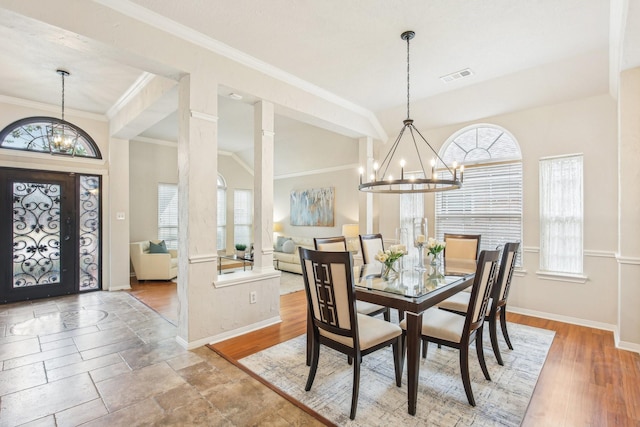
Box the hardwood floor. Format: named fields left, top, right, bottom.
left=131, top=279, right=640, bottom=426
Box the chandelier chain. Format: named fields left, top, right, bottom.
left=61, top=72, right=65, bottom=121
left=406, top=33, right=410, bottom=120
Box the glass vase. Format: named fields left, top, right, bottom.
left=381, top=261, right=398, bottom=280
left=413, top=217, right=427, bottom=271
left=429, top=252, right=443, bottom=278
left=395, top=227, right=408, bottom=271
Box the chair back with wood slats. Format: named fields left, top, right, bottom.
left=465, top=250, right=499, bottom=332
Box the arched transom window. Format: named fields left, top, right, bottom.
left=436, top=124, right=523, bottom=263
left=0, top=117, right=102, bottom=158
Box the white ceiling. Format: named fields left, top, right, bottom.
left=0, top=0, right=638, bottom=151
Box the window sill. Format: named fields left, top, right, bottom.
left=535, top=271, right=588, bottom=283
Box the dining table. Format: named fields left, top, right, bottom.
left=354, top=260, right=476, bottom=416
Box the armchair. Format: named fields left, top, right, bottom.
left=129, top=240, right=178, bottom=281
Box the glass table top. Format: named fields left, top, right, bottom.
left=355, top=261, right=475, bottom=299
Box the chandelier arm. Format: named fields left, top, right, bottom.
left=406, top=125, right=428, bottom=178
left=411, top=125, right=455, bottom=174
left=378, top=124, right=407, bottom=179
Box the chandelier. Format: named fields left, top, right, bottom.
left=47, top=69, right=80, bottom=156
left=358, top=31, right=463, bottom=194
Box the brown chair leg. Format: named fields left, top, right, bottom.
left=460, top=344, right=475, bottom=406
left=383, top=308, right=390, bottom=322
left=305, top=334, right=320, bottom=391
left=421, top=338, right=428, bottom=358
left=398, top=309, right=405, bottom=323
left=500, top=308, right=514, bottom=350
left=350, top=357, right=361, bottom=420
left=488, top=313, right=504, bottom=366
left=475, top=329, right=491, bottom=381
left=392, top=337, right=402, bottom=387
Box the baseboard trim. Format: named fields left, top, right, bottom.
left=509, top=305, right=617, bottom=334
left=175, top=315, right=283, bottom=350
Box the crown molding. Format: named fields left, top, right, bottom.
left=106, top=72, right=156, bottom=120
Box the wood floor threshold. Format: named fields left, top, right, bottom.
left=206, top=343, right=336, bottom=427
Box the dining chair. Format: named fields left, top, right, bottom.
left=307, top=236, right=391, bottom=366
left=359, top=233, right=384, bottom=264
left=299, top=247, right=403, bottom=419
left=444, top=233, right=481, bottom=261
left=443, top=233, right=481, bottom=283
left=436, top=242, right=520, bottom=365
left=359, top=233, right=406, bottom=322
left=400, top=249, right=500, bottom=406
left=314, top=236, right=389, bottom=321
left=313, top=236, right=349, bottom=252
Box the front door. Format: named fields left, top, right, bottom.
left=0, top=168, right=101, bottom=303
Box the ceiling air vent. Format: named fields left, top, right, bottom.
left=440, top=68, right=474, bottom=83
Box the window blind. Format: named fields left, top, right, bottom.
left=217, top=187, right=226, bottom=250
left=435, top=162, right=523, bottom=264
left=158, top=183, right=178, bottom=250
left=233, top=189, right=252, bottom=248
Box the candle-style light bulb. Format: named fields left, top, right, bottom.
left=453, top=161, right=458, bottom=181
left=431, top=158, right=436, bottom=176
left=358, top=167, right=364, bottom=184
left=460, top=165, right=464, bottom=183
left=373, top=162, right=379, bottom=182
left=400, top=159, right=405, bottom=180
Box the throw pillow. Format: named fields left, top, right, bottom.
left=276, top=236, right=288, bottom=252
left=149, top=240, right=168, bottom=254
left=282, top=239, right=295, bottom=254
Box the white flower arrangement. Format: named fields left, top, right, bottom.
left=427, top=238, right=446, bottom=256
left=375, top=244, right=407, bottom=268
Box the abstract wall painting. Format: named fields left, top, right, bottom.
left=290, top=187, right=334, bottom=226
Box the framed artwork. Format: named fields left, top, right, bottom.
left=290, top=187, right=334, bottom=226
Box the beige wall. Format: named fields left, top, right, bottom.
left=128, top=140, right=257, bottom=253
left=377, top=93, right=619, bottom=329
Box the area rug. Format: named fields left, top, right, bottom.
left=239, top=323, right=554, bottom=426
left=279, top=271, right=305, bottom=295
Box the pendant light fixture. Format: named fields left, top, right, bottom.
left=47, top=69, right=80, bottom=156
left=358, top=31, right=463, bottom=194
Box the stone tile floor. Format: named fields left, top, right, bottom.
left=0, top=291, right=324, bottom=426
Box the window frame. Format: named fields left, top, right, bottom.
left=435, top=124, right=523, bottom=266
left=538, top=154, right=586, bottom=281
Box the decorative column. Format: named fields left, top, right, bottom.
left=176, top=73, right=219, bottom=347
left=253, top=101, right=276, bottom=272
left=617, top=67, right=640, bottom=351
left=359, top=136, right=375, bottom=233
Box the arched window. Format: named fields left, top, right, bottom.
left=435, top=124, right=522, bottom=263
left=217, top=174, right=227, bottom=250
left=0, top=117, right=102, bottom=158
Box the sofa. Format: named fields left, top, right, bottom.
left=130, top=240, right=178, bottom=280
left=273, top=236, right=314, bottom=274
